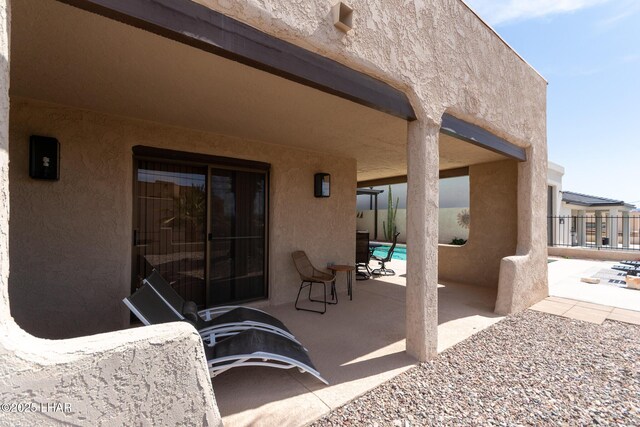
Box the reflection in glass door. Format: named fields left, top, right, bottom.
left=133, top=157, right=268, bottom=308
left=209, top=169, right=267, bottom=305
left=133, top=161, right=207, bottom=306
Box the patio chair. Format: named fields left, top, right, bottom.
left=371, top=232, right=400, bottom=276
left=142, top=270, right=300, bottom=345
left=123, top=286, right=327, bottom=384
left=620, top=260, right=640, bottom=267
left=291, top=251, right=336, bottom=314
left=612, top=264, right=640, bottom=274
left=355, top=230, right=372, bottom=280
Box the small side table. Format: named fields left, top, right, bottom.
left=327, top=264, right=355, bottom=301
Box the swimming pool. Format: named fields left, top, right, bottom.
left=372, top=244, right=407, bottom=261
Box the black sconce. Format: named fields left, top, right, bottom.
left=29, top=135, right=60, bottom=181
left=314, top=173, right=330, bottom=197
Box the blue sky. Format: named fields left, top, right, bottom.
left=464, top=0, right=640, bottom=206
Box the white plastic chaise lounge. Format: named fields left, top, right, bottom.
left=123, top=284, right=328, bottom=384
left=143, top=269, right=301, bottom=345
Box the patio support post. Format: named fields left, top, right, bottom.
left=609, top=208, right=619, bottom=248
left=405, top=118, right=439, bottom=361
left=595, top=211, right=603, bottom=248
left=576, top=210, right=586, bottom=247
left=374, top=193, right=379, bottom=240
left=622, top=211, right=630, bottom=249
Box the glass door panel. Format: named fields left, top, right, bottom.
left=133, top=160, right=207, bottom=306
left=209, top=169, right=267, bottom=305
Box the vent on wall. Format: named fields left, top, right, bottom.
left=332, top=2, right=353, bottom=33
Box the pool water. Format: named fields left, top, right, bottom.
left=372, top=244, right=407, bottom=261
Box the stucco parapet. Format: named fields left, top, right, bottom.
left=495, top=252, right=547, bottom=315
left=0, top=321, right=222, bottom=425
left=2, top=320, right=197, bottom=362
left=191, top=0, right=546, bottom=148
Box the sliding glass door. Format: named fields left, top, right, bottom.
left=133, top=156, right=268, bottom=308
left=133, top=161, right=208, bottom=306
left=209, top=169, right=267, bottom=306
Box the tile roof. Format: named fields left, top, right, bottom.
left=562, top=191, right=635, bottom=208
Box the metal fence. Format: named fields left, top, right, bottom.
left=547, top=215, right=640, bottom=251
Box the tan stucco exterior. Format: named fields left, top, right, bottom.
left=439, top=160, right=519, bottom=290
left=0, top=0, right=548, bottom=423
left=9, top=98, right=356, bottom=338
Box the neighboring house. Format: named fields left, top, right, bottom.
left=547, top=162, right=637, bottom=249
left=0, top=0, right=548, bottom=424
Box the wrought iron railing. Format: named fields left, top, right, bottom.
left=547, top=215, right=640, bottom=251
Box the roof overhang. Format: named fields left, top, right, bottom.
left=561, top=191, right=635, bottom=210
left=563, top=202, right=635, bottom=211
left=440, top=114, right=526, bottom=162
left=57, top=0, right=416, bottom=121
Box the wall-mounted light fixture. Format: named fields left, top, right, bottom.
left=29, top=135, right=60, bottom=181
left=314, top=173, right=331, bottom=197
left=332, top=2, right=353, bottom=33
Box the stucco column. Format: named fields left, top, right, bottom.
left=609, top=208, right=619, bottom=248
left=576, top=210, right=586, bottom=247
left=622, top=211, right=630, bottom=248
left=405, top=119, right=438, bottom=361
left=595, top=211, right=603, bottom=247
left=0, top=5, right=220, bottom=422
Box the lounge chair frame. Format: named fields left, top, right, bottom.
left=142, top=271, right=300, bottom=345
left=208, top=351, right=328, bottom=385
left=124, top=287, right=327, bottom=384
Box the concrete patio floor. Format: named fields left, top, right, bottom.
left=212, top=259, right=504, bottom=426
left=548, top=257, right=640, bottom=311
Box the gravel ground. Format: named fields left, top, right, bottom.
left=313, top=310, right=639, bottom=426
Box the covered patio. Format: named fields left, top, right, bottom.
left=1, top=0, right=548, bottom=425
left=213, top=259, right=503, bottom=426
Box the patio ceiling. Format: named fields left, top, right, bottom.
left=11, top=0, right=511, bottom=183
left=439, top=132, right=511, bottom=170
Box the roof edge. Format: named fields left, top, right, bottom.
left=458, top=0, right=548, bottom=84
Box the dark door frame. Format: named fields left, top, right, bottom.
left=132, top=147, right=270, bottom=307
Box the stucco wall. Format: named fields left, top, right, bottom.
left=439, top=208, right=470, bottom=244
left=439, top=160, right=518, bottom=289
left=356, top=209, right=407, bottom=243
left=356, top=208, right=469, bottom=244
left=0, top=3, right=219, bottom=425
left=0, top=0, right=548, bottom=420
left=191, top=0, right=549, bottom=319
left=8, top=98, right=356, bottom=339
